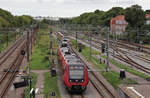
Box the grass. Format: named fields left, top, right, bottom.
left=30, top=28, right=59, bottom=70
left=30, top=29, right=50, bottom=70
left=110, top=58, right=150, bottom=79
left=101, top=55, right=149, bottom=79
left=30, top=27, right=60, bottom=97
left=102, top=71, right=136, bottom=89
left=42, top=31, right=60, bottom=98
left=71, top=39, right=137, bottom=89
left=43, top=72, right=61, bottom=98
left=144, top=54, right=150, bottom=59
left=144, top=44, right=150, bottom=48
left=25, top=72, right=38, bottom=98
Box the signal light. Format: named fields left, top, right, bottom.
left=101, top=43, right=105, bottom=53
left=21, top=50, right=25, bottom=55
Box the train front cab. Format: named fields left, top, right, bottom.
left=64, top=64, right=89, bottom=92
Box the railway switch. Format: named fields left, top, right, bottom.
left=78, top=43, right=82, bottom=52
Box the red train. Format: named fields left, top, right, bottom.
left=57, top=41, right=89, bottom=92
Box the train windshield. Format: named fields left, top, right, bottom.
left=61, top=43, right=68, bottom=47
left=69, top=66, right=84, bottom=79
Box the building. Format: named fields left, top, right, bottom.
left=110, top=15, right=128, bottom=35
left=33, top=16, right=60, bottom=21
left=146, top=14, right=150, bottom=25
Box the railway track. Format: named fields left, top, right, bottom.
left=70, top=32, right=150, bottom=55
left=115, top=51, right=150, bottom=75
left=0, top=35, right=26, bottom=67
left=0, top=42, right=26, bottom=98
left=94, top=39, right=150, bottom=75
left=0, top=35, right=26, bottom=60
left=93, top=35, right=150, bottom=54
left=69, top=94, right=84, bottom=98
left=74, top=35, right=150, bottom=75
left=0, top=28, right=38, bottom=97
left=88, top=71, right=115, bottom=98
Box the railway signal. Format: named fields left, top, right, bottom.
left=101, top=43, right=105, bottom=53
left=78, top=43, right=82, bottom=52
left=76, top=31, right=78, bottom=49
left=21, top=50, right=25, bottom=55
left=120, top=69, right=126, bottom=80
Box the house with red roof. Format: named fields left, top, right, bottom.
left=146, top=14, right=150, bottom=25
left=110, top=15, right=128, bottom=35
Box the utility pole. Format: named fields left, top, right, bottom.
left=15, top=31, right=16, bottom=41
left=27, top=30, right=30, bottom=63
left=0, top=33, right=1, bottom=53
left=113, top=30, right=116, bottom=57
left=26, top=30, right=31, bottom=98
left=89, top=30, right=92, bottom=60
left=106, top=27, right=110, bottom=72
left=50, top=28, right=53, bottom=59
left=76, top=25, right=78, bottom=49
left=6, top=32, right=8, bottom=47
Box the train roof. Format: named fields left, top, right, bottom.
left=60, top=47, right=72, bottom=56
left=65, top=55, right=84, bottom=66
left=65, top=55, right=76, bottom=58
left=60, top=47, right=70, bottom=52
left=61, top=41, right=68, bottom=45
left=59, top=41, right=68, bottom=48
left=62, top=39, right=69, bottom=42
left=64, top=36, right=70, bottom=39
left=58, top=39, right=84, bottom=67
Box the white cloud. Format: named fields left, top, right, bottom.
left=0, top=0, right=149, bottom=17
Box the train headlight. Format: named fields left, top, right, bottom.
left=81, top=80, right=84, bottom=82
left=69, top=80, right=72, bottom=82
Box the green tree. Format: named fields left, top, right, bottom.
left=0, top=16, right=9, bottom=28
left=0, top=8, right=35, bottom=27
left=145, top=9, right=150, bottom=14
left=125, top=5, right=145, bottom=28
left=101, top=7, right=124, bottom=26
left=15, top=15, right=35, bottom=27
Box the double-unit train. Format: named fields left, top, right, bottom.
left=57, top=32, right=89, bottom=92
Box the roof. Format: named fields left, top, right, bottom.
left=146, top=14, right=150, bottom=19
left=65, top=55, right=83, bottom=65
left=110, top=15, right=128, bottom=25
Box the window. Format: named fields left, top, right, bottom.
left=61, top=43, right=68, bottom=47
left=69, top=66, right=84, bottom=79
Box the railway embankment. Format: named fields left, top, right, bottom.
left=26, top=28, right=61, bottom=98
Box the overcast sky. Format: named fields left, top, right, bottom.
left=0, top=0, right=149, bottom=17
